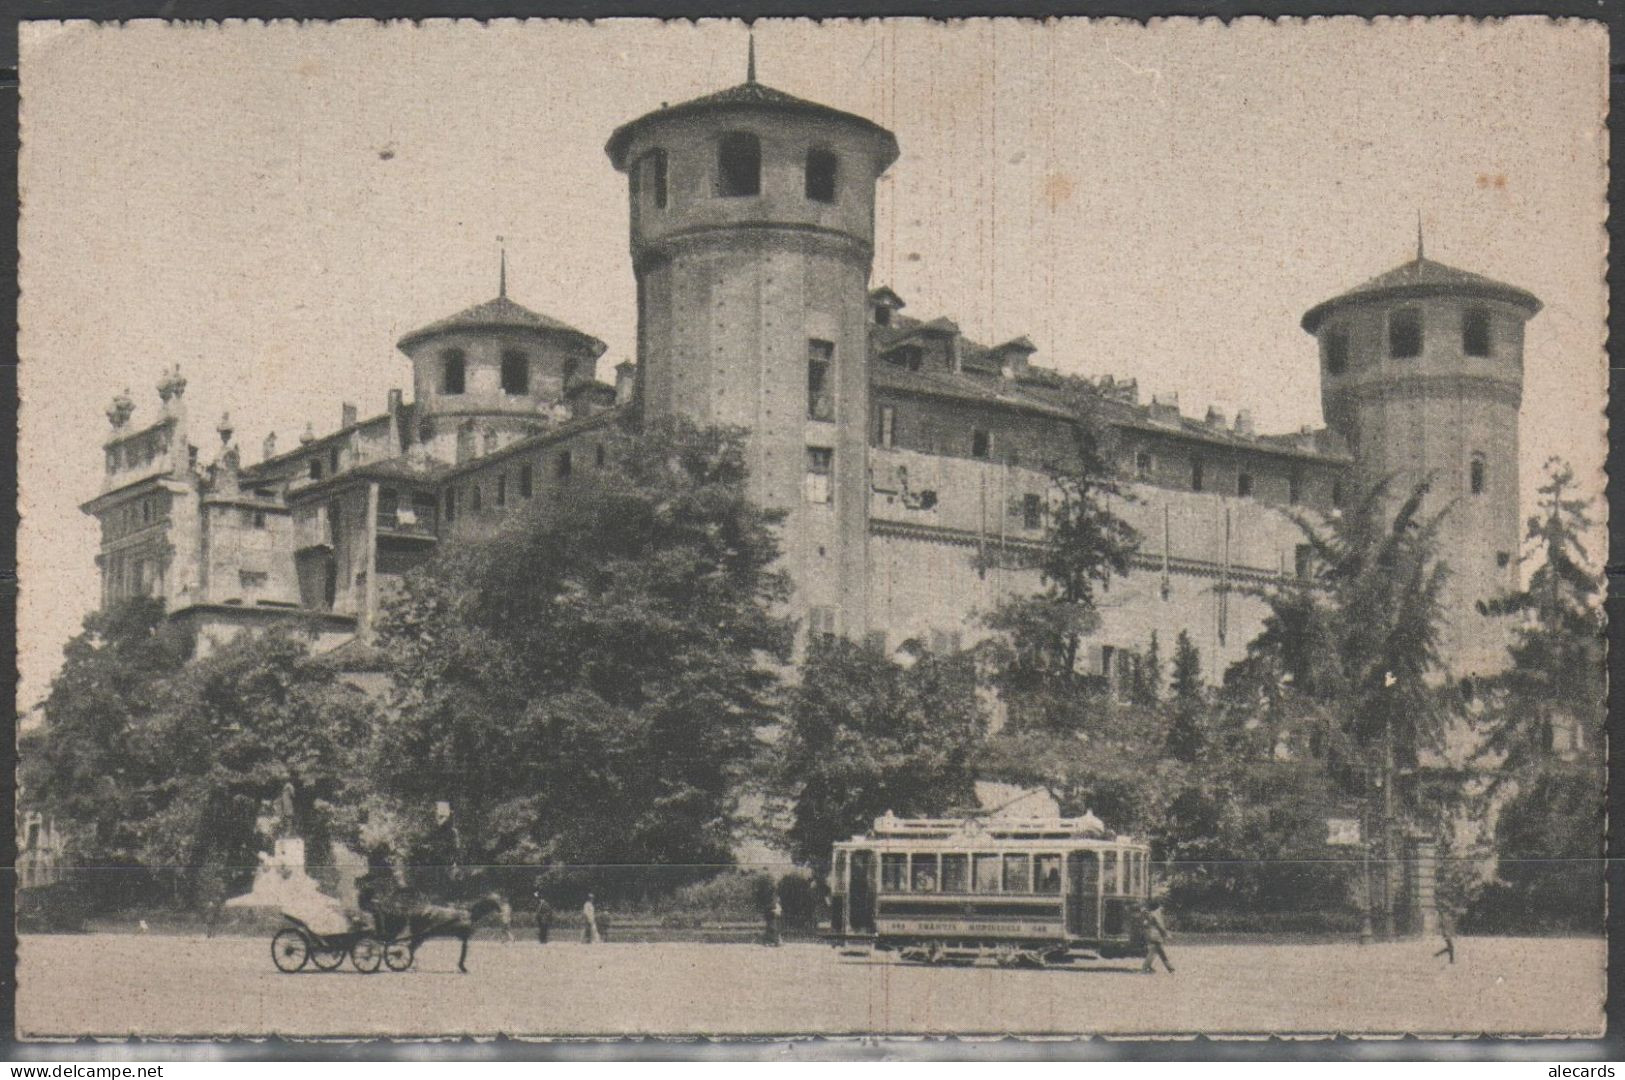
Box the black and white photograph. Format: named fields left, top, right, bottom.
left=13, top=16, right=1609, bottom=1041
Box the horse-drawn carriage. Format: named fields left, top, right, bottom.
left=269, top=891, right=508, bottom=974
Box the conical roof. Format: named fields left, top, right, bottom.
left=606, top=80, right=898, bottom=170
left=397, top=295, right=606, bottom=356
left=1302, top=256, right=1541, bottom=333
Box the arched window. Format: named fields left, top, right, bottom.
left=501, top=349, right=529, bottom=395
left=441, top=348, right=466, bottom=394
left=1470, top=454, right=1486, bottom=496
left=1325, top=329, right=1349, bottom=375
left=1389, top=307, right=1423, bottom=359
left=639, top=148, right=668, bottom=209
left=806, top=147, right=838, bottom=203
left=1463, top=307, right=1492, bottom=357
left=717, top=132, right=761, bottom=197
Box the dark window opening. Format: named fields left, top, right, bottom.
left=253, top=510, right=266, bottom=529
left=1191, top=458, right=1205, bottom=492
left=378, top=488, right=398, bottom=528
left=641, top=148, right=668, bottom=209
left=595, top=444, right=606, bottom=468
left=807, top=340, right=835, bottom=421
left=1023, top=493, right=1043, bottom=530
left=501, top=349, right=529, bottom=394
left=1470, top=456, right=1486, bottom=495
left=875, top=305, right=892, bottom=327
left=329, top=448, right=340, bottom=475
left=1288, top=471, right=1302, bottom=505
left=1496, top=551, right=1512, bottom=568
left=470, top=484, right=481, bottom=512
left=1135, top=451, right=1154, bottom=481
left=717, top=132, right=761, bottom=197
left=1332, top=480, right=1345, bottom=509
left=496, top=474, right=507, bottom=507
left=441, top=349, right=466, bottom=394
left=1389, top=307, right=1423, bottom=359
left=445, top=488, right=457, bottom=524
left=557, top=451, right=573, bottom=479
left=519, top=464, right=533, bottom=498
left=1237, top=473, right=1253, bottom=498
left=1295, top=543, right=1314, bottom=580
left=971, top=429, right=991, bottom=460
left=885, top=346, right=923, bottom=372
left=308, top=459, right=323, bottom=481
left=1463, top=307, right=1492, bottom=358
left=323, top=562, right=337, bottom=607
left=562, top=358, right=579, bottom=389
left=1326, top=330, right=1350, bottom=375
left=806, top=147, right=838, bottom=203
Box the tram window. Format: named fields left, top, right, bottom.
left=941, top=854, right=969, bottom=893
left=834, top=851, right=847, bottom=891
left=911, top=854, right=939, bottom=893
left=1035, top=854, right=1062, bottom=894
left=881, top=853, right=908, bottom=892
left=1102, top=851, right=1119, bottom=894
left=973, top=854, right=1001, bottom=893
left=1003, top=854, right=1032, bottom=894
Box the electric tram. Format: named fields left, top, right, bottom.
left=828, top=811, right=1152, bottom=966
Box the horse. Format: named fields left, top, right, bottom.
left=384, top=891, right=510, bottom=973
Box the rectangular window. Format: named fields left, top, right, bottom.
left=973, top=853, right=1001, bottom=894
left=445, top=488, right=457, bottom=524
left=971, top=429, right=991, bottom=459
left=470, top=484, right=482, bottom=512
left=378, top=488, right=399, bottom=528
left=1288, top=471, right=1302, bottom=505
left=1135, top=450, right=1154, bottom=481
left=519, top=463, right=534, bottom=498
left=1237, top=473, right=1253, bottom=498
left=717, top=132, right=761, bottom=197
left=941, top=854, right=969, bottom=894
left=877, top=404, right=896, bottom=449
left=804, top=448, right=833, bottom=504
left=1463, top=307, right=1492, bottom=358
left=557, top=451, right=573, bottom=480
left=308, top=459, right=323, bottom=481
left=910, top=854, right=939, bottom=893
left=1023, top=493, right=1043, bottom=530
left=329, top=448, right=340, bottom=475
left=595, top=444, right=607, bottom=468
left=1389, top=307, right=1423, bottom=359
left=496, top=475, right=507, bottom=507
left=1102, top=850, right=1119, bottom=895
left=1035, top=854, right=1062, bottom=894
left=1470, top=456, right=1486, bottom=495
left=1002, top=854, right=1032, bottom=894
left=441, top=349, right=466, bottom=394
left=253, top=510, right=266, bottom=530
left=881, top=853, right=908, bottom=893
left=806, top=147, right=838, bottom=203
left=807, top=340, right=835, bottom=421
left=501, top=349, right=529, bottom=395
left=1191, top=458, right=1204, bottom=492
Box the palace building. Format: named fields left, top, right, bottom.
left=82, top=63, right=1539, bottom=690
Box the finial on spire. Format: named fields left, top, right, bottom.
left=747, top=30, right=757, bottom=84
left=498, top=236, right=507, bottom=298
left=1416, top=210, right=1425, bottom=262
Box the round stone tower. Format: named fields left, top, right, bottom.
left=606, top=62, right=900, bottom=642
left=1302, top=247, right=1542, bottom=679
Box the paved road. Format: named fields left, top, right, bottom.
left=17, top=934, right=1604, bottom=1038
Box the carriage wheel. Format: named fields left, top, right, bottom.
left=383, top=941, right=415, bottom=972
left=351, top=936, right=384, bottom=973
left=310, top=944, right=346, bottom=971
left=271, top=928, right=310, bottom=973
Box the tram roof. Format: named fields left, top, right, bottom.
left=838, top=814, right=1145, bottom=849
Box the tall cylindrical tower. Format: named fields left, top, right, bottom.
left=607, top=71, right=899, bottom=641
left=1302, top=251, right=1542, bottom=679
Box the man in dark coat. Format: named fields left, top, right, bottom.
left=532, top=878, right=553, bottom=945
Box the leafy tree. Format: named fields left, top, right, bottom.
left=372, top=419, right=794, bottom=900
left=137, top=628, right=378, bottom=906
left=1164, top=630, right=1206, bottom=762
left=18, top=597, right=192, bottom=908
left=773, top=639, right=987, bottom=872
left=1477, top=457, right=1605, bottom=780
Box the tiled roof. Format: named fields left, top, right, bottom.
left=396, top=295, right=607, bottom=355
left=1301, top=257, right=1541, bottom=332
left=605, top=80, right=899, bottom=169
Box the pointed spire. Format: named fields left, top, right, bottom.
left=498, top=236, right=507, bottom=298
left=747, top=30, right=757, bottom=84
left=1416, top=210, right=1425, bottom=262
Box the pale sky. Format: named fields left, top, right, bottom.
left=17, top=17, right=1609, bottom=708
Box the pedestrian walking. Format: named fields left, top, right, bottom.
left=1433, top=907, right=1456, bottom=965
left=1139, top=901, right=1175, bottom=974
left=764, top=889, right=783, bottom=947
left=582, top=892, right=601, bottom=944
left=533, top=880, right=553, bottom=945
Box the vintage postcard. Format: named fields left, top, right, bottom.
left=14, top=17, right=1608, bottom=1042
